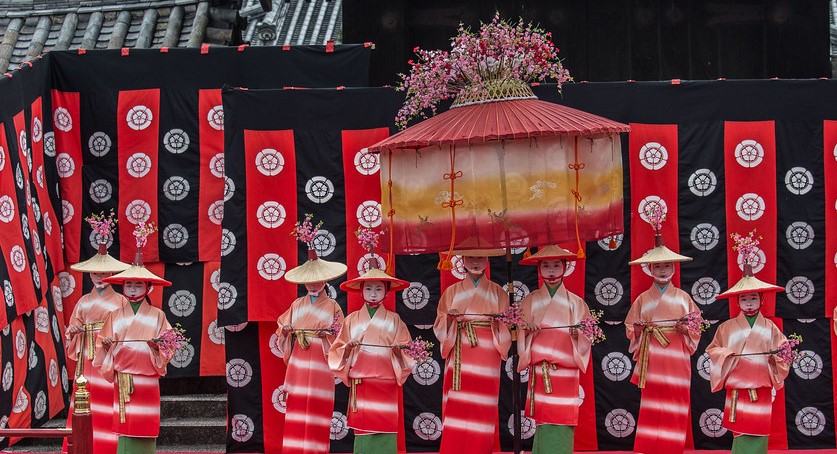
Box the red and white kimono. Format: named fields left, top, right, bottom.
left=517, top=285, right=592, bottom=426
left=93, top=302, right=173, bottom=438
left=328, top=305, right=413, bottom=434
left=64, top=286, right=127, bottom=454
left=275, top=296, right=344, bottom=454
left=624, top=284, right=700, bottom=454
left=706, top=313, right=789, bottom=436
left=433, top=277, right=511, bottom=454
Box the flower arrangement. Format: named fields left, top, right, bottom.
left=402, top=336, right=434, bottom=364
left=355, top=227, right=385, bottom=253
left=327, top=313, right=341, bottom=336
left=577, top=310, right=606, bottom=344
left=645, top=204, right=666, bottom=233
left=291, top=213, right=322, bottom=246
left=86, top=210, right=117, bottom=242
left=731, top=229, right=761, bottom=272
left=395, top=13, right=571, bottom=129
left=775, top=333, right=803, bottom=363
left=495, top=304, right=525, bottom=327
left=678, top=309, right=711, bottom=336
left=133, top=222, right=157, bottom=248
left=154, top=324, right=189, bottom=357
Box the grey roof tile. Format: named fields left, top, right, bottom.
left=0, top=0, right=342, bottom=73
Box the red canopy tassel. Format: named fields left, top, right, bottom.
left=570, top=136, right=586, bottom=259
left=439, top=145, right=462, bottom=270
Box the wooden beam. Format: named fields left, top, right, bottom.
left=259, top=0, right=272, bottom=12
left=55, top=12, right=79, bottom=50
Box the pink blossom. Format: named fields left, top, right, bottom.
left=645, top=204, right=666, bottom=233
left=775, top=333, right=802, bottom=363
left=731, top=230, right=761, bottom=268
left=291, top=213, right=323, bottom=246
left=402, top=336, right=434, bottom=364
left=85, top=210, right=117, bottom=243
left=154, top=324, right=189, bottom=357
left=576, top=310, right=606, bottom=344
left=395, top=13, right=572, bottom=129
left=678, top=310, right=710, bottom=336
left=133, top=222, right=158, bottom=248
left=495, top=304, right=525, bottom=327
left=355, top=227, right=385, bottom=253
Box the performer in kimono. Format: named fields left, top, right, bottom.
left=329, top=266, right=414, bottom=454
left=706, top=235, right=790, bottom=454
left=433, top=239, right=511, bottom=454
left=63, top=215, right=131, bottom=454
left=275, top=220, right=347, bottom=454
left=625, top=225, right=699, bottom=454
left=94, top=224, right=175, bottom=454
left=517, top=245, right=591, bottom=454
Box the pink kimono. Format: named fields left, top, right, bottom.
left=624, top=284, right=700, bottom=454
left=275, top=295, right=344, bottom=454
left=433, top=277, right=511, bottom=454
left=328, top=305, right=413, bottom=434
left=518, top=285, right=592, bottom=426
left=93, top=301, right=173, bottom=438
left=64, top=286, right=127, bottom=454
left=706, top=313, right=789, bottom=436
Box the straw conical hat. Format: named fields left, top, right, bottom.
left=629, top=233, right=692, bottom=265
left=285, top=249, right=348, bottom=284
left=519, top=245, right=579, bottom=265
left=103, top=251, right=171, bottom=286
left=716, top=266, right=783, bottom=299
left=450, top=236, right=505, bottom=257
left=70, top=244, right=131, bottom=273
left=340, top=267, right=409, bottom=292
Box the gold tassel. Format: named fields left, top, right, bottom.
left=609, top=236, right=618, bottom=249
left=729, top=389, right=738, bottom=422
left=437, top=253, right=453, bottom=271
left=117, top=372, right=134, bottom=424
left=521, top=247, right=531, bottom=259
left=350, top=378, right=361, bottom=413
left=528, top=367, right=535, bottom=415
left=541, top=361, right=553, bottom=394
left=749, top=388, right=757, bottom=401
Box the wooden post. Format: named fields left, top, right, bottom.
left=71, top=375, right=93, bottom=454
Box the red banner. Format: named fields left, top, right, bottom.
left=724, top=121, right=777, bottom=317
left=0, top=122, right=37, bottom=318
left=629, top=124, right=681, bottom=300
left=50, top=90, right=83, bottom=264
left=341, top=128, right=392, bottom=312
left=117, top=89, right=161, bottom=262
left=198, top=90, right=225, bottom=262
left=244, top=130, right=297, bottom=321
left=825, top=120, right=837, bottom=318
left=200, top=261, right=225, bottom=375
left=260, top=321, right=288, bottom=453
left=30, top=97, right=64, bottom=275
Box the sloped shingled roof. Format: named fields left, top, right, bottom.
left=0, top=0, right=342, bottom=73
left=240, top=0, right=341, bottom=46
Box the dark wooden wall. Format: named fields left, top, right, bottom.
left=344, top=0, right=831, bottom=86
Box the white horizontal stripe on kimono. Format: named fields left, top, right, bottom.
left=706, top=312, right=789, bottom=436
left=517, top=284, right=592, bottom=426
left=329, top=305, right=413, bottom=434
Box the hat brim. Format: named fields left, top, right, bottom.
left=285, top=258, right=348, bottom=284
left=340, top=268, right=409, bottom=292
left=103, top=265, right=171, bottom=286
left=629, top=245, right=692, bottom=265
left=519, top=245, right=579, bottom=265
left=70, top=253, right=132, bottom=273
left=716, top=275, right=784, bottom=299
left=450, top=248, right=506, bottom=258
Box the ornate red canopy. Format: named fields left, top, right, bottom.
left=368, top=98, right=629, bottom=152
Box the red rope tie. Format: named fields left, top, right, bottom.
left=160, top=47, right=169, bottom=53
left=200, top=43, right=210, bottom=54
left=443, top=170, right=462, bottom=180
left=120, top=48, right=130, bottom=56
left=237, top=44, right=248, bottom=52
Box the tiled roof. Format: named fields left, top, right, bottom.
left=241, top=0, right=341, bottom=47
left=0, top=0, right=342, bottom=73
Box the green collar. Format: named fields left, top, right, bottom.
left=366, top=304, right=379, bottom=318
left=129, top=301, right=143, bottom=315
left=744, top=313, right=758, bottom=327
